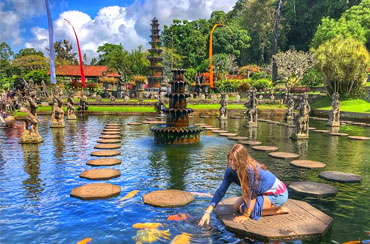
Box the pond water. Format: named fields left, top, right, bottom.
left=0, top=114, right=369, bottom=244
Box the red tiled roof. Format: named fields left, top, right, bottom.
left=49, top=65, right=119, bottom=77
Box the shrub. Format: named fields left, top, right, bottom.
left=252, top=79, right=272, bottom=90
left=238, top=65, right=261, bottom=77
left=301, top=67, right=324, bottom=87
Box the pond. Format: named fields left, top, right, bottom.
left=0, top=114, right=369, bottom=243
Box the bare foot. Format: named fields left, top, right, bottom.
left=278, top=207, right=291, bottom=214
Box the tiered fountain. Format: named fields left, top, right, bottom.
left=147, top=17, right=163, bottom=89
left=150, top=69, right=202, bottom=144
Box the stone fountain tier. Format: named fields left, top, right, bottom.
left=150, top=125, right=203, bottom=144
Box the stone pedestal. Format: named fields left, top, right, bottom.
left=66, top=114, right=77, bottom=120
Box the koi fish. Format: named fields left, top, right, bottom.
left=342, top=241, right=360, bottom=244
left=119, top=190, right=139, bottom=201
left=132, top=228, right=171, bottom=244
left=132, top=223, right=162, bottom=229
left=77, top=238, right=92, bottom=244
left=170, top=232, right=192, bottom=244
left=167, top=213, right=189, bottom=221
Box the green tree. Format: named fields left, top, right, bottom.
left=314, top=37, right=370, bottom=97
left=0, top=42, right=14, bottom=79
left=0, top=42, right=14, bottom=61
left=24, top=70, right=49, bottom=85
left=213, top=53, right=238, bottom=78
left=160, top=47, right=183, bottom=80
left=128, top=46, right=149, bottom=76
left=15, top=48, right=44, bottom=58
left=97, top=43, right=130, bottom=79
left=11, top=55, right=49, bottom=75
left=48, top=40, right=78, bottom=65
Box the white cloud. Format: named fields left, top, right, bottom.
left=22, top=0, right=237, bottom=61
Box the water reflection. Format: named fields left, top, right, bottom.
left=51, top=128, right=65, bottom=159
left=219, top=120, right=227, bottom=130
left=295, top=139, right=308, bottom=155
left=164, top=147, right=191, bottom=190
left=248, top=127, right=258, bottom=140
left=21, top=143, right=43, bottom=203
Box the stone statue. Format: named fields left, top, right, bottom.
left=50, top=87, right=65, bottom=128
left=285, top=92, right=295, bottom=124
left=328, top=92, right=340, bottom=127
left=79, top=92, right=88, bottom=111
left=96, top=95, right=102, bottom=102
left=270, top=93, right=275, bottom=104
left=20, top=90, right=43, bottom=143
left=66, top=92, right=76, bottom=120
left=108, top=92, right=115, bottom=102
left=219, top=93, right=227, bottom=120
left=40, top=80, right=49, bottom=100
left=292, top=93, right=310, bottom=139
left=244, top=88, right=258, bottom=127
left=154, top=90, right=164, bottom=114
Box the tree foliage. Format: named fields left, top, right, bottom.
left=314, top=37, right=370, bottom=97
left=15, top=48, right=44, bottom=58
left=11, top=55, right=49, bottom=74
left=49, top=40, right=78, bottom=65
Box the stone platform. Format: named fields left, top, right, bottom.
left=214, top=197, right=332, bottom=242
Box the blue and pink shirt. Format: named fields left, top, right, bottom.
left=210, top=164, right=286, bottom=220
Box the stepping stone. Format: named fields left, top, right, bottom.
left=238, top=140, right=262, bottom=146
left=313, top=129, right=330, bottom=133
left=230, top=116, right=242, bottom=119
left=70, top=183, right=120, bottom=200
left=328, top=132, right=348, bottom=136
left=348, top=136, right=370, bottom=140
left=268, top=152, right=299, bottom=159
left=86, top=158, right=121, bottom=166
left=252, top=146, right=278, bottom=152
left=105, top=126, right=121, bottom=130
left=309, top=127, right=316, bottom=130
left=228, top=136, right=249, bottom=141
left=319, top=171, right=361, bottom=183
left=316, top=118, right=328, bottom=121
left=214, top=197, right=333, bottom=242
left=94, top=144, right=121, bottom=149
left=107, top=124, right=121, bottom=126
left=366, top=124, right=370, bottom=127
left=219, top=133, right=238, bottom=137
left=290, top=160, right=326, bottom=169
left=101, top=131, right=121, bottom=135
left=103, top=129, right=121, bottom=132
left=212, top=130, right=228, bottom=133
left=201, top=125, right=213, bottom=128
left=287, top=125, right=295, bottom=128
left=200, top=115, right=211, bottom=118
left=99, top=135, right=121, bottom=139
left=289, top=182, right=337, bottom=198
left=80, top=168, right=121, bottom=180
left=97, top=139, right=121, bottom=144
left=144, top=117, right=158, bottom=121
left=91, top=150, right=120, bottom=157
left=127, top=122, right=142, bottom=125
left=352, top=122, right=366, bottom=126
left=194, top=123, right=207, bottom=126
left=204, top=127, right=218, bottom=130
left=143, top=190, right=194, bottom=207
left=143, top=120, right=166, bottom=124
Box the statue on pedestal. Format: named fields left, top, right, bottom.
left=50, top=86, right=65, bottom=128
left=40, top=80, right=49, bottom=100
left=328, top=92, right=340, bottom=127
left=20, top=90, right=43, bottom=143
left=292, top=93, right=310, bottom=139
left=219, top=93, right=227, bottom=120
left=285, top=92, right=295, bottom=124
left=79, top=92, right=88, bottom=111
left=66, top=92, right=76, bottom=120
left=245, top=89, right=258, bottom=127
left=108, top=92, right=115, bottom=102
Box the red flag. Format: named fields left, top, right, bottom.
left=64, top=19, right=85, bottom=87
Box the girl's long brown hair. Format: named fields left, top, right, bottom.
left=227, top=144, right=266, bottom=205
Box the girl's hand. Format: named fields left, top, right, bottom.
left=198, top=212, right=211, bottom=226
left=233, top=215, right=249, bottom=223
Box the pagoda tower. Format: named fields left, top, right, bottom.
left=147, top=17, right=163, bottom=89
left=150, top=69, right=202, bottom=144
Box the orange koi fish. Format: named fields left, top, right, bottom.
left=341, top=241, right=360, bottom=244
left=132, top=223, right=162, bottom=229
left=170, top=232, right=192, bottom=244
left=167, top=213, right=189, bottom=221
left=77, top=238, right=92, bottom=244
left=119, top=190, right=139, bottom=201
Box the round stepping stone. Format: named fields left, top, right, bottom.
left=309, top=127, right=316, bottom=130
left=313, top=129, right=330, bottom=133
left=94, top=144, right=121, bottom=149
left=219, top=133, right=238, bottom=137
left=99, top=135, right=121, bottom=139
left=194, top=123, right=207, bottom=126
left=103, top=129, right=121, bottom=132
left=289, top=182, right=337, bottom=198
left=127, top=122, right=142, bottom=125
left=228, top=136, right=249, bottom=141
left=252, top=145, right=278, bottom=152
left=348, top=136, right=370, bottom=140
left=80, top=168, right=121, bottom=180
left=143, top=120, right=166, bottom=124
left=101, top=131, right=121, bottom=135
left=238, top=140, right=262, bottom=146
left=319, top=171, right=361, bottom=183
left=329, top=132, right=348, bottom=136
left=230, top=116, right=242, bottom=119
left=200, top=115, right=211, bottom=118
left=143, top=190, right=194, bottom=207
left=107, top=124, right=121, bottom=126
left=97, top=139, right=121, bottom=144
left=352, top=122, right=366, bottom=126
left=290, top=160, right=326, bottom=169
left=86, top=158, right=121, bottom=166
left=269, top=152, right=299, bottom=159
left=201, top=125, right=213, bottom=128
left=204, top=127, right=218, bottom=130
left=212, top=130, right=228, bottom=133
left=70, top=183, right=120, bottom=200
left=91, top=150, right=120, bottom=157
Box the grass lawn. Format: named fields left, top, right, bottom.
left=311, top=97, right=370, bottom=113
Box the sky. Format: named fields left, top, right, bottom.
left=0, top=0, right=238, bottom=61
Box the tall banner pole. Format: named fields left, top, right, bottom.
left=45, top=0, right=56, bottom=85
